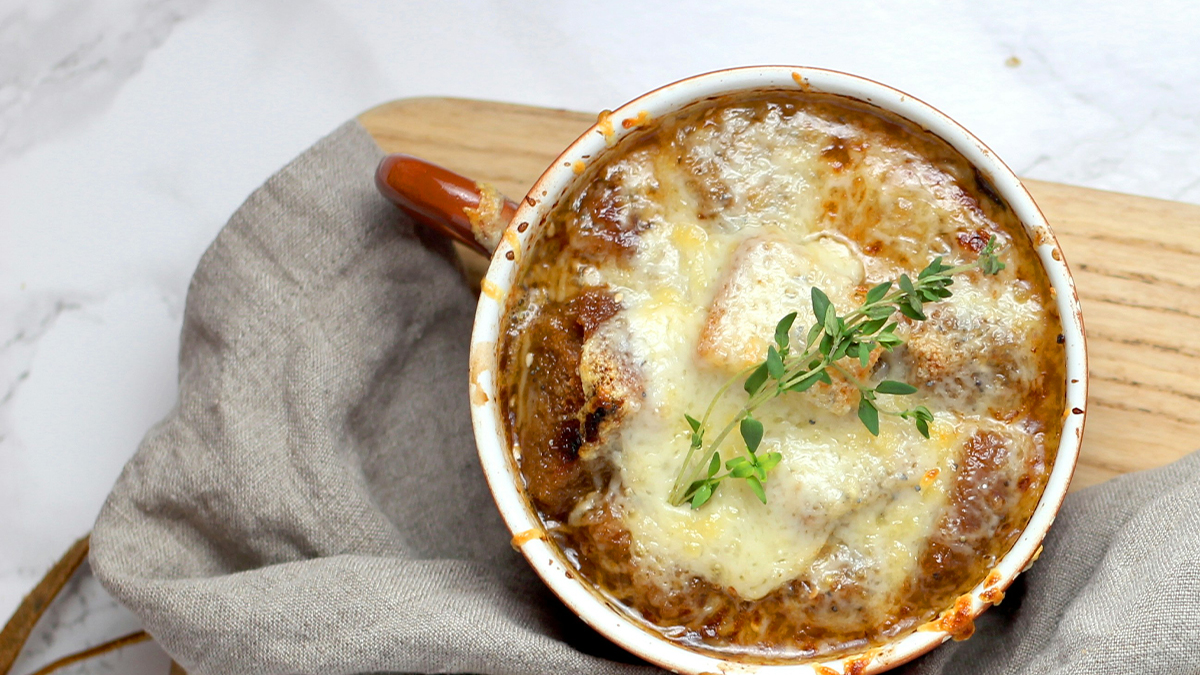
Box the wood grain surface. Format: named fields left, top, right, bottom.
left=359, top=97, right=1200, bottom=492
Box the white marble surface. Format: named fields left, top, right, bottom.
left=1, top=1, right=1197, bottom=672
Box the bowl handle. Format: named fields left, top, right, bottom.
left=375, top=154, right=518, bottom=257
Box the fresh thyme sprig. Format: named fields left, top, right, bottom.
left=670, top=237, right=1006, bottom=509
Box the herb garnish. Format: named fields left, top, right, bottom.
left=669, top=237, right=1006, bottom=509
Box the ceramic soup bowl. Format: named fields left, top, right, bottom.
left=376, top=66, right=1087, bottom=674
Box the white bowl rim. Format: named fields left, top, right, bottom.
left=467, top=65, right=1088, bottom=675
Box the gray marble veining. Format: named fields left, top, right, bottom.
left=0, top=0, right=208, bottom=162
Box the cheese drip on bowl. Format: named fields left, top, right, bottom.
left=499, top=92, right=1064, bottom=661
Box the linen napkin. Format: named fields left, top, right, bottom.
left=89, top=119, right=1200, bottom=675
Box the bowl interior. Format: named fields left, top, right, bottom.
left=467, top=65, right=1087, bottom=675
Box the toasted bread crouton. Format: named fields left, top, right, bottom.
left=697, top=235, right=865, bottom=373
left=578, top=316, right=643, bottom=456
left=905, top=305, right=1031, bottom=410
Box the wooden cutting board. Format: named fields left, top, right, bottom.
left=359, top=97, right=1200, bottom=492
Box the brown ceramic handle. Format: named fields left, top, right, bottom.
left=375, top=154, right=518, bottom=256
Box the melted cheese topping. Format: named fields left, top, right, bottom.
left=568, top=98, right=1052, bottom=602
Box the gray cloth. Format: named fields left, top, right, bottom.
left=90, top=120, right=1200, bottom=675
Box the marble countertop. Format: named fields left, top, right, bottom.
left=2, top=1, right=1197, bottom=672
